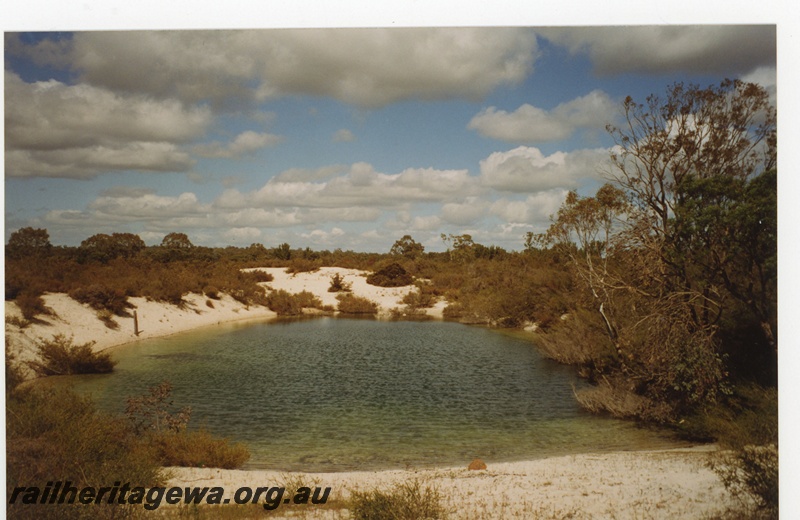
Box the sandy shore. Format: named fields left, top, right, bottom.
left=6, top=266, right=735, bottom=517
left=167, top=446, right=733, bottom=519
left=5, top=266, right=443, bottom=364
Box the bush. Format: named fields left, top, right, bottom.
left=366, top=263, right=413, bottom=287
left=266, top=289, right=324, bottom=316
left=328, top=272, right=352, bottom=293
left=151, top=429, right=250, bottom=469
left=349, top=480, right=446, bottom=520
left=336, top=293, right=378, bottom=315
left=15, top=291, right=51, bottom=321
left=27, top=335, right=115, bottom=376
left=69, top=284, right=133, bottom=316
left=286, top=258, right=320, bottom=274
left=7, top=386, right=162, bottom=520
left=245, top=269, right=274, bottom=282
left=711, top=444, right=778, bottom=515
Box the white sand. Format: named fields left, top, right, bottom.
left=166, top=446, right=734, bottom=519
left=6, top=267, right=735, bottom=517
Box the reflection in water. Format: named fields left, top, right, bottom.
left=61, top=318, right=684, bottom=471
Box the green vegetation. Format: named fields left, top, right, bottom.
left=349, top=480, right=447, bottom=520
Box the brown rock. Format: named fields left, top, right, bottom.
left=468, top=458, right=487, bottom=471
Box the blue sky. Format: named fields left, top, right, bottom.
left=4, top=24, right=778, bottom=252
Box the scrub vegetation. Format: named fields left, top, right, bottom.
left=5, top=79, right=778, bottom=517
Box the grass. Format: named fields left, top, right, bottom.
left=349, top=480, right=447, bottom=520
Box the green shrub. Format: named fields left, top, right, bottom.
left=366, top=262, right=413, bottom=287
left=27, top=335, right=115, bottom=376
left=349, top=480, right=446, bottom=520
left=336, top=293, right=378, bottom=315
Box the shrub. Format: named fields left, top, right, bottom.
left=15, top=291, right=51, bottom=320
left=266, top=289, right=324, bottom=316
left=286, top=258, right=320, bottom=274
left=204, top=285, right=221, bottom=299
left=336, top=294, right=378, bottom=315
left=401, top=283, right=436, bottom=308
left=366, top=262, right=413, bottom=287
left=328, top=272, right=353, bottom=293
left=711, top=444, right=778, bottom=515
left=27, top=335, right=115, bottom=376
left=69, top=284, right=133, bottom=316
left=96, top=308, right=119, bottom=330
left=7, top=386, right=163, bottom=520
left=151, top=429, right=250, bottom=469
left=245, top=269, right=274, bottom=283
left=349, top=480, right=446, bottom=520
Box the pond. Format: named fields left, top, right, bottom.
left=58, top=317, right=684, bottom=471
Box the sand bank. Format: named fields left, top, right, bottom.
left=167, top=446, right=733, bottom=519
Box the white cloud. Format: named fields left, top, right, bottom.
left=194, top=131, right=283, bottom=159
left=10, top=28, right=538, bottom=109
left=4, top=71, right=210, bottom=178
left=489, top=190, right=568, bottom=224
left=441, top=198, right=489, bottom=225
left=332, top=129, right=356, bottom=142
left=468, top=90, right=616, bottom=143
left=479, top=146, right=609, bottom=192
left=225, top=227, right=262, bottom=244
left=538, top=26, right=775, bottom=77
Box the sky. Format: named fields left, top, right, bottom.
left=2, top=15, right=781, bottom=253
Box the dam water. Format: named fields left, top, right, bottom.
left=58, top=317, right=684, bottom=471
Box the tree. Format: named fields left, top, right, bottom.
left=80, top=232, right=146, bottom=263
left=6, top=227, right=51, bottom=259
left=161, top=232, right=194, bottom=249
left=274, top=242, right=292, bottom=261
left=607, top=79, right=776, bottom=347
left=390, top=235, right=425, bottom=259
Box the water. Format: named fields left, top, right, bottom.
left=57, top=318, right=684, bottom=471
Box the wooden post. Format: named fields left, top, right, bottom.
left=134, top=310, right=140, bottom=336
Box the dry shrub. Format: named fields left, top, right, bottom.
left=69, top=284, right=133, bottom=316
left=7, top=386, right=163, bottom=520
left=401, top=283, right=436, bottom=308
left=574, top=381, right=652, bottom=419
left=366, top=262, right=413, bottom=287
left=28, top=334, right=115, bottom=376
left=336, top=293, right=378, bottom=315
left=15, top=291, right=52, bottom=321
left=245, top=269, right=274, bottom=282
left=710, top=444, right=778, bottom=517
left=267, top=289, right=324, bottom=316
left=349, top=480, right=446, bottom=520
left=533, top=309, right=614, bottom=365
left=151, top=429, right=250, bottom=469
left=286, top=258, right=320, bottom=274
left=328, top=272, right=352, bottom=293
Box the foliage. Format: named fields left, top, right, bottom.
left=149, top=429, right=250, bottom=469
left=69, top=284, right=133, bottom=316
left=161, top=232, right=194, bottom=249
left=266, top=289, right=324, bottom=316
left=27, top=334, right=115, bottom=376
left=390, top=235, right=425, bottom=259
left=538, top=79, right=777, bottom=419
left=711, top=445, right=778, bottom=515
left=285, top=258, right=321, bottom=274
left=79, top=232, right=146, bottom=263
left=6, top=227, right=52, bottom=259
left=328, top=272, right=352, bottom=293
left=366, top=262, right=413, bottom=287
left=349, top=480, right=447, bottom=520
left=15, top=291, right=52, bottom=320
left=7, top=385, right=163, bottom=520
left=125, top=380, right=192, bottom=435
left=274, top=242, right=292, bottom=260
left=336, top=293, right=378, bottom=315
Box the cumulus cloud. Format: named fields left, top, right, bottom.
left=225, top=227, right=262, bottom=244
left=8, top=28, right=538, bottom=109
left=468, top=90, right=616, bottom=143
left=538, top=26, right=775, bottom=77
left=479, top=146, right=609, bottom=192
left=4, top=71, right=209, bottom=178
left=489, top=190, right=569, bottom=224
left=441, top=198, right=489, bottom=225
left=194, top=131, right=283, bottom=159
